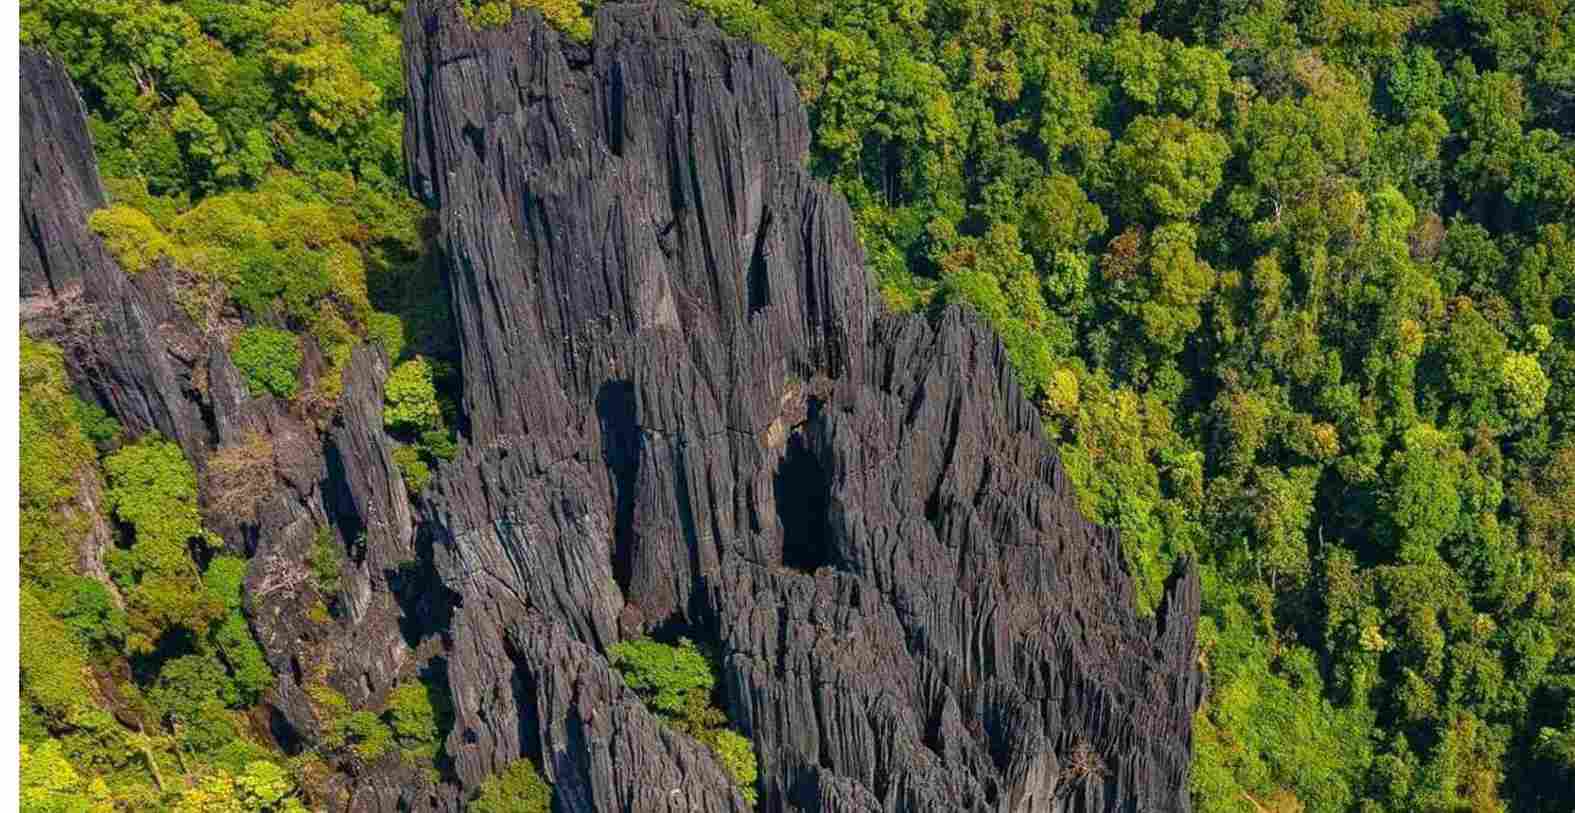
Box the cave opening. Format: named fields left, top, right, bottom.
left=774, top=408, right=833, bottom=573
left=597, top=380, right=641, bottom=595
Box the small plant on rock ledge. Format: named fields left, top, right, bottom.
left=308, top=528, right=344, bottom=599
left=383, top=357, right=458, bottom=496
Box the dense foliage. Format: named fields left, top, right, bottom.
left=19, top=0, right=1575, bottom=810
left=20, top=337, right=302, bottom=810
left=382, top=357, right=456, bottom=493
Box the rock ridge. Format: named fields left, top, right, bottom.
left=403, top=2, right=1203, bottom=811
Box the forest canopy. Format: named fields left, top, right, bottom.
left=18, top=0, right=1575, bottom=810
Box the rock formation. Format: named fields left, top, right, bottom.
left=403, top=2, right=1203, bottom=811
left=20, top=0, right=1203, bottom=808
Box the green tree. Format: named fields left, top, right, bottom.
left=20, top=587, right=92, bottom=724
left=104, top=436, right=221, bottom=650
left=1382, top=424, right=1464, bottom=563
left=104, top=436, right=206, bottom=576
left=20, top=336, right=99, bottom=587
left=1501, top=352, right=1551, bottom=422
left=266, top=0, right=383, bottom=136
left=1105, top=115, right=1230, bottom=224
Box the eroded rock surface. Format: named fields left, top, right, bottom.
left=404, top=3, right=1203, bottom=811
left=20, top=1, right=1202, bottom=807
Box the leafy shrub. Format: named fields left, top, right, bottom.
left=311, top=680, right=403, bottom=759
left=203, top=556, right=249, bottom=610
left=231, top=327, right=302, bottom=399
left=308, top=683, right=352, bottom=729
left=340, top=711, right=394, bottom=761
left=21, top=740, right=114, bottom=812
left=461, top=0, right=593, bottom=41
left=710, top=729, right=759, bottom=805
left=383, top=358, right=441, bottom=434
left=609, top=637, right=716, bottom=718
left=420, top=429, right=458, bottom=462
left=171, top=761, right=306, bottom=813
left=392, top=445, right=432, bottom=494
left=386, top=682, right=437, bottom=744
left=58, top=577, right=128, bottom=653
left=104, top=436, right=207, bottom=575
left=386, top=677, right=451, bottom=762
left=202, top=559, right=274, bottom=704
left=367, top=311, right=406, bottom=359
left=149, top=655, right=230, bottom=727
left=70, top=397, right=122, bottom=450
left=212, top=611, right=274, bottom=705
left=471, top=758, right=552, bottom=813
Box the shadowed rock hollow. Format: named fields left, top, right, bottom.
left=404, top=2, right=1203, bottom=811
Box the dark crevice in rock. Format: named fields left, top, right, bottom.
left=597, top=379, right=641, bottom=596
left=747, top=206, right=773, bottom=315
left=394, top=528, right=458, bottom=648
left=502, top=637, right=545, bottom=768
left=268, top=704, right=306, bottom=756
left=774, top=415, right=832, bottom=574
left=608, top=59, right=627, bottom=157
left=323, top=443, right=367, bottom=550
left=462, top=121, right=486, bottom=163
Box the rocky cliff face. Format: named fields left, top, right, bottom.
left=20, top=1, right=1203, bottom=808
left=403, top=2, right=1203, bottom=811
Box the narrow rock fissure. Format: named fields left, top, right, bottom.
left=597, top=379, right=641, bottom=596
left=773, top=402, right=832, bottom=574
left=747, top=207, right=772, bottom=315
